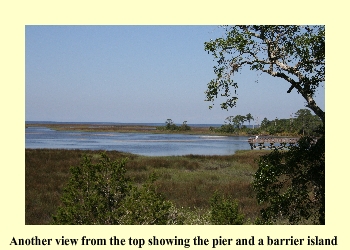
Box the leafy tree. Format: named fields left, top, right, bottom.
left=165, top=118, right=177, bottom=130
left=294, top=108, right=322, bottom=136
left=179, top=121, right=191, bottom=131
left=260, top=117, right=270, bottom=129
left=235, top=115, right=246, bottom=129
left=225, top=115, right=246, bottom=129
left=224, top=115, right=235, bottom=125
left=246, top=113, right=254, bottom=127
left=166, top=118, right=173, bottom=125
left=204, top=25, right=325, bottom=124
left=205, top=25, right=325, bottom=224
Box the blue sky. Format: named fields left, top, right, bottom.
left=25, top=25, right=325, bottom=125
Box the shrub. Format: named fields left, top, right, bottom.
left=166, top=206, right=211, bottom=225
left=118, top=174, right=173, bottom=225
left=216, top=124, right=236, bottom=134
left=52, top=153, right=175, bottom=225
left=209, top=192, right=245, bottom=225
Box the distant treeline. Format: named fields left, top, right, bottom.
left=211, top=109, right=323, bottom=136
left=155, top=109, right=322, bottom=137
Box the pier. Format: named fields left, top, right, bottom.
left=248, top=137, right=299, bottom=150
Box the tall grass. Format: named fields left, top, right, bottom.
left=25, top=149, right=269, bottom=224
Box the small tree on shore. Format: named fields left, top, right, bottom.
left=246, top=113, right=254, bottom=128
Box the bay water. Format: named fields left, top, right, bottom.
left=25, top=125, right=252, bottom=156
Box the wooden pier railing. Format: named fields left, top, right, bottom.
left=248, top=137, right=299, bottom=150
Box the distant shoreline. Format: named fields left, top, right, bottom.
left=25, top=122, right=218, bottom=135
left=25, top=121, right=223, bottom=127
left=26, top=122, right=301, bottom=138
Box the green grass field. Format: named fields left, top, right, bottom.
left=25, top=148, right=270, bottom=224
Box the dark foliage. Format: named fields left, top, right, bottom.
left=253, top=135, right=325, bottom=224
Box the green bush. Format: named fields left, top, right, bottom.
left=216, top=124, right=236, bottom=134
left=209, top=192, right=245, bottom=225
left=253, top=135, right=325, bottom=224
left=52, top=153, right=174, bottom=225
left=157, top=120, right=191, bottom=131
left=118, top=174, right=172, bottom=225
left=166, top=206, right=211, bottom=225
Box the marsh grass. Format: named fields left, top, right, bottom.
left=25, top=149, right=269, bottom=224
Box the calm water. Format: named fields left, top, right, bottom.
left=25, top=126, right=251, bottom=156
